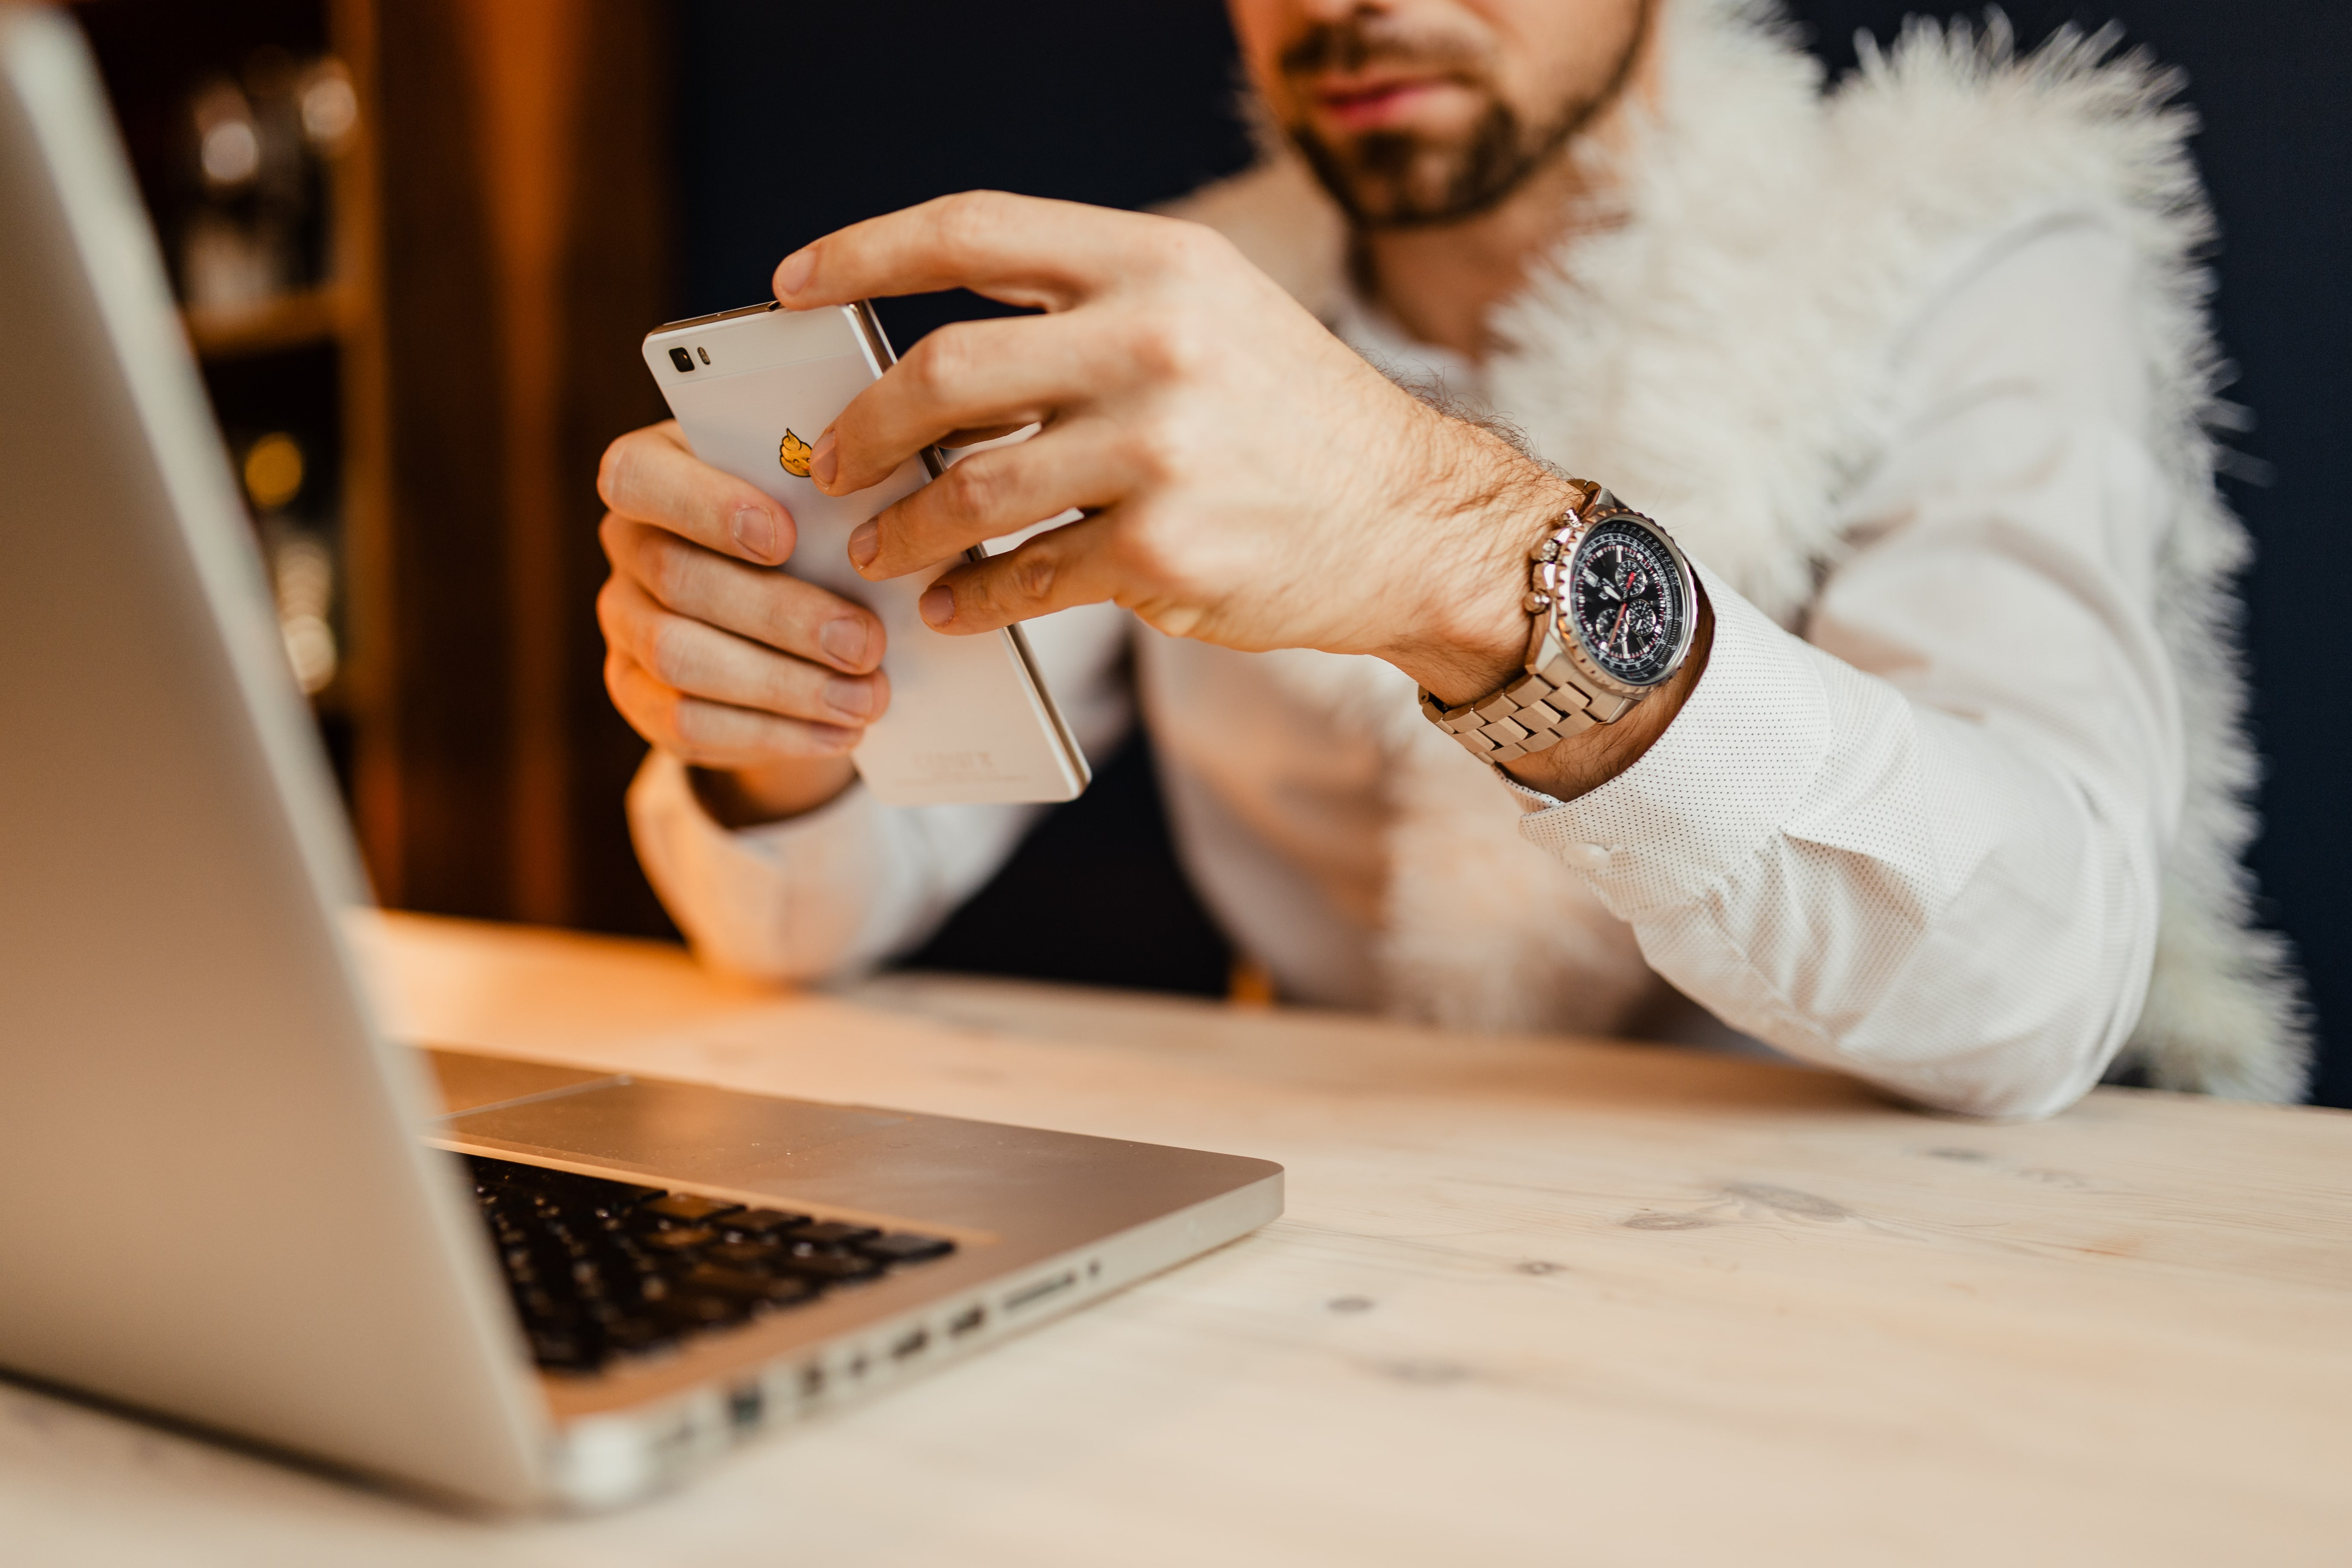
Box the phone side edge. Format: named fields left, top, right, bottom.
left=1002, top=619, right=1092, bottom=796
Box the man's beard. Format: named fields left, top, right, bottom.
left=1278, top=12, right=1646, bottom=230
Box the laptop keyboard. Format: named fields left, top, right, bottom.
left=465, top=1154, right=956, bottom=1375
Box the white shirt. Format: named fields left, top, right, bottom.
left=628, top=218, right=2174, bottom=1121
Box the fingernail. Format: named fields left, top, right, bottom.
left=823, top=676, right=874, bottom=718
left=775, top=248, right=815, bottom=297
left=731, top=504, right=779, bottom=562
left=919, top=584, right=954, bottom=628
left=846, top=519, right=878, bottom=571
left=818, top=616, right=869, bottom=668
left=811, top=429, right=838, bottom=489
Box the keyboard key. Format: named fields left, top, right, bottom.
left=705, top=1239, right=783, bottom=1268
left=598, top=1271, right=666, bottom=1309
left=650, top=1290, right=749, bottom=1332
left=682, top=1264, right=821, bottom=1308
left=512, top=1284, right=572, bottom=1325
left=593, top=1228, right=655, bottom=1261
left=861, top=1233, right=956, bottom=1265
left=528, top=1327, right=601, bottom=1370
left=720, top=1208, right=810, bottom=1236
left=788, top=1220, right=881, bottom=1249
left=776, top=1250, right=883, bottom=1283
left=624, top=1210, right=708, bottom=1236
left=553, top=1174, right=663, bottom=1208
left=640, top=1193, right=743, bottom=1225
left=600, top=1315, right=673, bottom=1355
left=640, top=1225, right=715, bottom=1253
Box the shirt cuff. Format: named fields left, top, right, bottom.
left=625, top=749, right=892, bottom=983
left=1514, top=563, right=1834, bottom=919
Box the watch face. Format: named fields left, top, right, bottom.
left=1562, top=516, right=1689, bottom=688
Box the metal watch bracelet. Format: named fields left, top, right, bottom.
left=1418, top=482, right=1639, bottom=766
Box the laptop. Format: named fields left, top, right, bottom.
left=0, top=6, right=1280, bottom=1511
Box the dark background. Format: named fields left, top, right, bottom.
left=676, top=1, right=2351, bottom=1107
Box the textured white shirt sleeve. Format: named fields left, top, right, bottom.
left=627, top=598, right=1135, bottom=984
left=1517, top=217, right=2177, bottom=1118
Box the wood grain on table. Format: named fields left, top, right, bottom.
left=6, top=912, right=2346, bottom=1568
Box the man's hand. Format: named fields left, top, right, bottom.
left=775, top=190, right=1705, bottom=799
left=779, top=191, right=1549, bottom=705
left=594, top=421, right=888, bottom=826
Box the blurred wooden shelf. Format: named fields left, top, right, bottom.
left=89, top=0, right=674, bottom=931
left=182, top=285, right=348, bottom=361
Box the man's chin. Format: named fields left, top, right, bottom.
left=1335, top=185, right=1458, bottom=230
left=1300, top=109, right=1483, bottom=168
left=1290, top=136, right=1467, bottom=227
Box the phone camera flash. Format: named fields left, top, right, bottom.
left=697, top=346, right=711, bottom=364
left=668, top=347, right=694, bottom=373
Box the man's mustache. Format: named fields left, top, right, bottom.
left=1278, top=18, right=1483, bottom=79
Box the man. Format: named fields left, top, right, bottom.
left=595, top=0, right=2306, bottom=1116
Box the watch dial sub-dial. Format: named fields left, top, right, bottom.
left=1564, top=518, right=1687, bottom=687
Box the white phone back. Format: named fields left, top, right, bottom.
left=642, top=305, right=1086, bottom=806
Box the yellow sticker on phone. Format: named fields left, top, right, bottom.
left=779, top=429, right=813, bottom=478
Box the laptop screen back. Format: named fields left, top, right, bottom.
left=0, top=6, right=542, bottom=1506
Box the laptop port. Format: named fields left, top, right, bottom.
left=727, top=1381, right=764, bottom=1430
left=891, top=1327, right=929, bottom=1361
left=1004, top=1271, right=1076, bottom=1313
left=799, top=1363, right=825, bottom=1398
left=949, top=1305, right=986, bottom=1337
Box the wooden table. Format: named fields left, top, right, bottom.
left=6, top=914, right=2347, bottom=1565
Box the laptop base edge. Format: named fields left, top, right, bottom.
left=543, top=1173, right=1283, bottom=1511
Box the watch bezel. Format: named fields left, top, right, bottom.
left=1541, top=505, right=1699, bottom=701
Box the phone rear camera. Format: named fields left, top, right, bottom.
left=668, top=347, right=695, bottom=373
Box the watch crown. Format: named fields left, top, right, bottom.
left=1523, top=591, right=1553, bottom=613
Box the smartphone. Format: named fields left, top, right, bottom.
left=641, top=302, right=1089, bottom=806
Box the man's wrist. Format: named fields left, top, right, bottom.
left=689, top=757, right=858, bottom=830
left=1389, top=436, right=1716, bottom=804
left=1384, top=443, right=1578, bottom=704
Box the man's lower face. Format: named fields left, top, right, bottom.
left=1292, top=92, right=1547, bottom=228
left=1257, top=0, right=1653, bottom=230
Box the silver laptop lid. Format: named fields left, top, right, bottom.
left=0, top=6, right=545, bottom=1505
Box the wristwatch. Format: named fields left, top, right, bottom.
left=1420, top=480, right=1699, bottom=766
